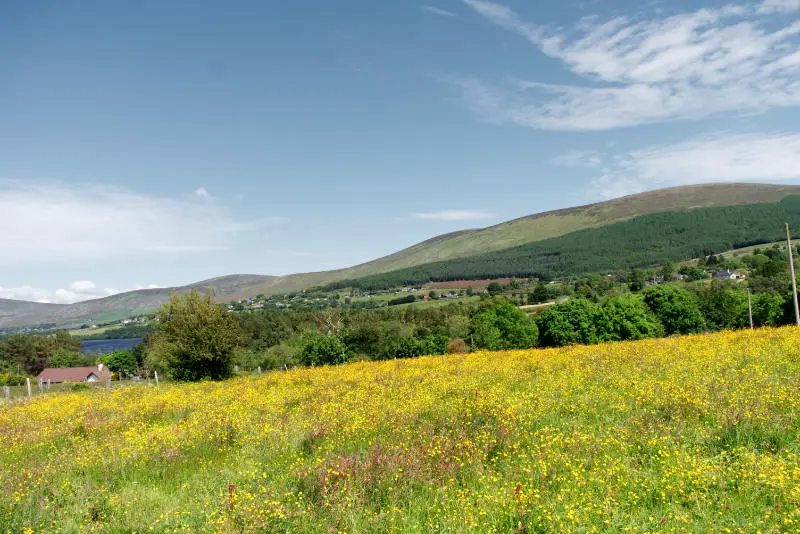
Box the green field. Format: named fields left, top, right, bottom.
left=3, top=328, right=800, bottom=532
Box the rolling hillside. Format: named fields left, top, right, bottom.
left=0, top=275, right=275, bottom=329
left=6, top=183, right=800, bottom=328
left=230, top=183, right=800, bottom=298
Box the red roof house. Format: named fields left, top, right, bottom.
left=37, top=364, right=111, bottom=384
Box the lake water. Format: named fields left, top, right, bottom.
left=82, top=338, right=144, bottom=355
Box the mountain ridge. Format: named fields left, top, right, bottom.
left=4, top=183, right=800, bottom=328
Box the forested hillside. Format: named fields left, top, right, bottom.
left=329, top=196, right=800, bottom=290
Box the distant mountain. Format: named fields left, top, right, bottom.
left=0, top=275, right=275, bottom=329
left=7, top=183, right=800, bottom=328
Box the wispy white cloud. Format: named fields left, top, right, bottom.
left=457, top=0, right=800, bottom=130
left=422, top=5, right=457, bottom=18
left=194, top=187, right=211, bottom=198
left=0, top=181, right=276, bottom=266
left=412, top=209, right=496, bottom=221
left=566, top=133, right=800, bottom=198
left=553, top=149, right=605, bottom=167
left=759, top=0, right=800, bottom=14
left=0, top=281, right=164, bottom=304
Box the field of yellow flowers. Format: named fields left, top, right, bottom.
left=2, top=328, right=800, bottom=533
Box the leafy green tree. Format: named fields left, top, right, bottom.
left=660, top=262, right=675, bottom=281
left=678, top=266, right=707, bottom=282
left=629, top=269, right=647, bottom=292
left=643, top=285, right=705, bottom=335
left=529, top=284, right=550, bottom=304
left=470, top=301, right=538, bottom=350
left=2, top=335, right=46, bottom=375
left=49, top=348, right=91, bottom=368
left=486, top=282, right=503, bottom=297
left=101, top=350, right=137, bottom=375
left=598, top=295, right=663, bottom=342
left=752, top=292, right=786, bottom=327
left=298, top=334, right=348, bottom=366
left=466, top=286, right=474, bottom=297
left=537, top=298, right=604, bottom=347
left=696, top=282, right=749, bottom=331
left=148, top=291, right=240, bottom=381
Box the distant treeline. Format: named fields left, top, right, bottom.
left=325, top=197, right=800, bottom=291
left=78, top=323, right=154, bottom=340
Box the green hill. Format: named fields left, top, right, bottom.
left=6, top=183, right=800, bottom=328
left=232, top=183, right=800, bottom=297
left=329, top=196, right=800, bottom=290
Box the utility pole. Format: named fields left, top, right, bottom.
left=747, top=288, right=754, bottom=330
left=786, top=223, right=800, bottom=326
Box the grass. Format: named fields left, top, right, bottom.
left=3, top=328, right=800, bottom=532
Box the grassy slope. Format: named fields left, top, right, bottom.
left=3, top=328, right=800, bottom=532
left=234, top=183, right=800, bottom=298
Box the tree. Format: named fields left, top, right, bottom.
left=643, top=285, right=705, bottom=335
left=466, top=286, right=474, bottom=297
left=696, top=282, right=749, bottom=331
left=2, top=335, right=46, bottom=375
left=629, top=269, right=647, bottom=292
left=470, top=301, right=538, bottom=350
left=49, top=348, right=91, bottom=368
left=148, top=291, right=240, bottom=381
left=298, top=334, right=348, bottom=366
left=537, top=298, right=604, bottom=347
left=529, top=284, right=550, bottom=304
left=751, top=292, right=786, bottom=327
left=660, top=262, right=675, bottom=281
left=598, top=295, right=663, bottom=342
left=487, top=282, right=503, bottom=297
left=101, top=350, right=137, bottom=376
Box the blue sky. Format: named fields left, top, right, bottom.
left=2, top=0, right=800, bottom=303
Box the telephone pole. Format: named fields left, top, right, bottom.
left=747, top=288, right=754, bottom=330
left=786, top=223, right=800, bottom=326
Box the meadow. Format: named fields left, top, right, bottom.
left=2, top=328, right=800, bottom=533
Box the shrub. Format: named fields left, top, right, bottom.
left=298, top=334, right=349, bottom=367
left=446, top=339, right=469, bottom=354
left=471, top=301, right=538, bottom=350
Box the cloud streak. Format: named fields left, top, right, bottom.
left=412, top=209, right=496, bottom=221
left=457, top=0, right=800, bottom=130
left=422, top=5, right=457, bottom=18
left=0, top=181, right=273, bottom=266
left=555, top=133, right=800, bottom=198
left=0, top=281, right=163, bottom=304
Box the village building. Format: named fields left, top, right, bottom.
left=36, top=364, right=111, bottom=384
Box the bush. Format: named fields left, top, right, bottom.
left=471, top=301, right=538, bottom=350
left=0, top=373, right=31, bottom=386
left=537, top=299, right=604, bottom=347
left=446, top=339, right=469, bottom=354
left=298, top=334, right=349, bottom=367
left=388, top=295, right=416, bottom=306
left=598, top=295, right=663, bottom=341
left=643, top=285, right=706, bottom=335
left=70, top=383, right=91, bottom=392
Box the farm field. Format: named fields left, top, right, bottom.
left=2, top=329, right=800, bottom=532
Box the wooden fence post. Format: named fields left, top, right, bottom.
left=38, top=379, right=43, bottom=393
left=154, top=371, right=159, bottom=387
left=257, top=366, right=262, bottom=375
left=26, top=378, right=32, bottom=400
left=3, top=386, right=9, bottom=399
left=47, top=379, right=51, bottom=391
